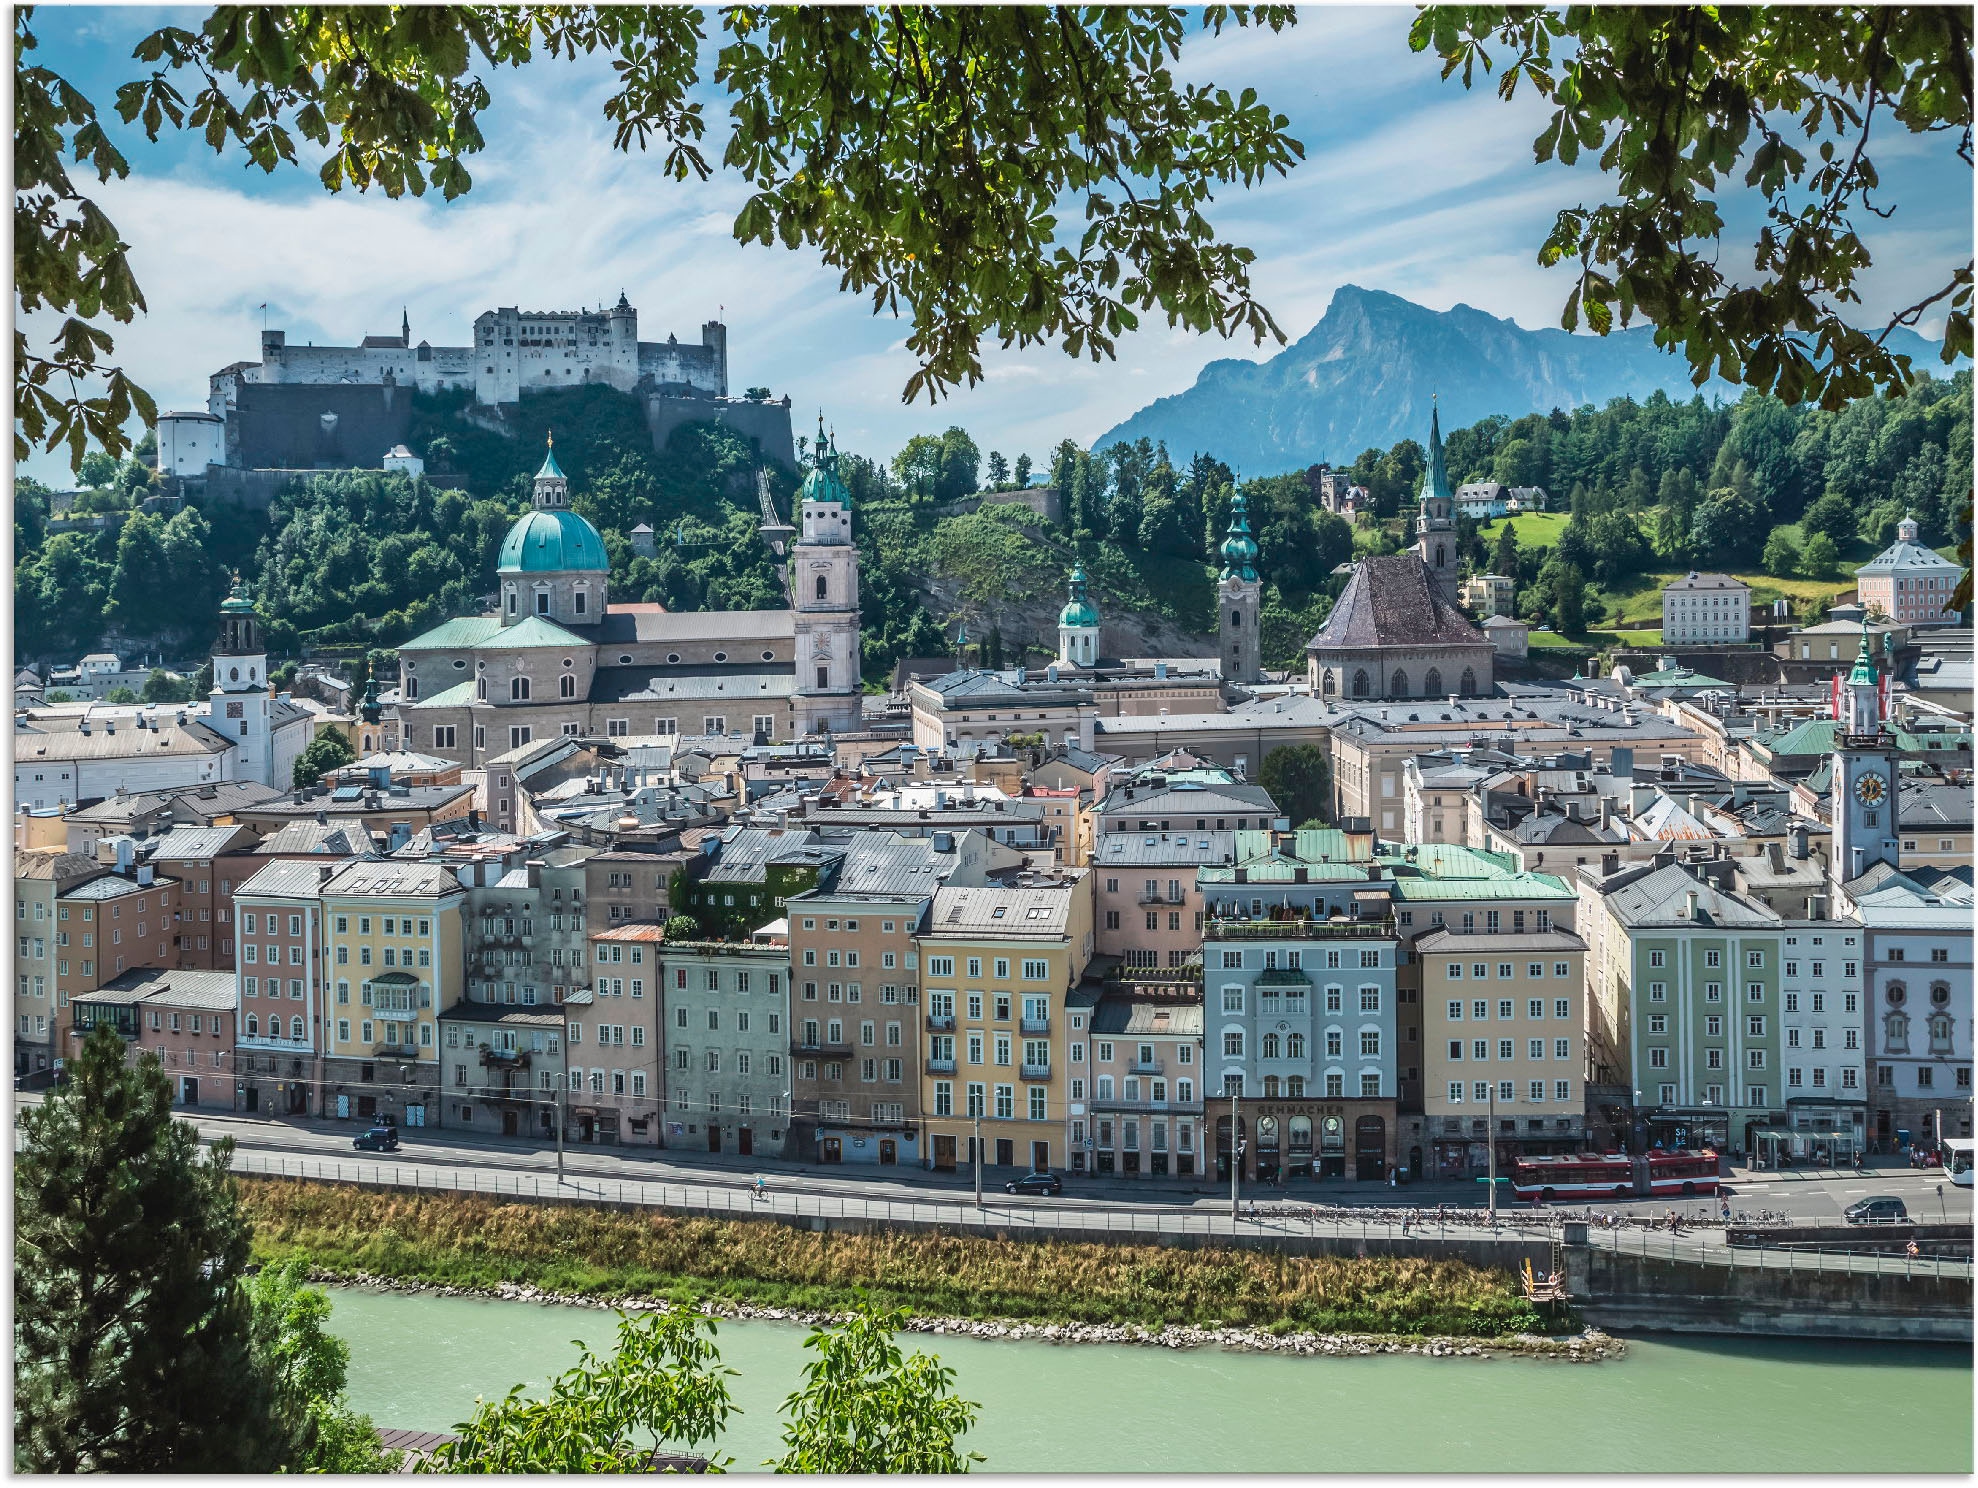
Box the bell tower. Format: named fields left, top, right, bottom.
left=1831, top=626, right=1899, bottom=884
left=1217, top=493, right=1263, bottom=684
left=1413, top=399, right=1460, bottom=608
left=791, top=419, right=862, bottom=736
left=208, top=576, right=275, bottom=785
left=1057, top=567, right=1100, bottom=667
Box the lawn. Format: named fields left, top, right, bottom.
left=1477, top=512, right=1570, bottom=551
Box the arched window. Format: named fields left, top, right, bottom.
left=1459, top=668, right=1476, bottom=697
left=405, top=677, right=418, bottom=699
left=1321, top=669, right=1336, bottom=696
left=559, top=674, right=576, bottom=699
left=1261, top=1033, right=1281, bottom=1060
left=1390, top=669, right=1408, bottom=697
left=1423, top=667, right=1442, bottom=696
left=476, top=677, right=487, bottom=701
left=815, top=575, right=828, bottom=600
left=1262, top=1075, right=1280, bottom=1097
left=1287, top=1032, right=1306, bottom=1060
left=1885, top=1010, right=1910, bottom=1053
left=511, top=676, right=531, bottom=701
left=1229, top=608, right=1242, bottom=629
left=1352, top=669, right=1370, bottom=698
left=1929, top=1013, right=1954, bottom=1053
left=291, top=1016, right=304, bottom=1041
left=1434, top=544, right=1446, bottom=567
left=244, top=1013, right=258, bottom=1037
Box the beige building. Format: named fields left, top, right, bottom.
left=919, top=870, right=1094, bottom=1175
left=1078, top=981, right=1205, bottom=1178
left=1416, top=929, right=1589, bottom=1177
left=14, top=852, right=105, bottom=1077
left=1461, top=573, right=1516, bottom=619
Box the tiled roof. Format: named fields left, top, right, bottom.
left=1414, top=928, right=1587, bottom=954
left=1306, top=555, right=1487, bottom=650
left=321, top=862, right=465, bottom=898
left=1602, top=864, right=1779, bottom=928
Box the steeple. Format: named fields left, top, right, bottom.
left=1412, top=396, right=1459, bottom=607
left=1218, top=493, right=1261, bottom=582
left=1058, top=566, right=1101, bottom=668
left=401, top=305, right=410, bottom=347
left=533, top=432, right=569, bottom=508
left=1423, top=397, right=1454, bottom=510
left=1839, top=621, right=1885, bottom=737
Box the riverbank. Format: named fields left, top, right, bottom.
left=241, top=1178, right=1573, bottom=1344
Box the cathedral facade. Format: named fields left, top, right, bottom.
left=395, top=431, right=861, bottom=764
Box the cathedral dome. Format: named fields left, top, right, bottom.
left=498, top=507, right=608, bottom=574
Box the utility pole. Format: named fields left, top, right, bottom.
left=556, top=1038, right=567, bottom=1185
left=973, top=1110, right=983, bottom=1208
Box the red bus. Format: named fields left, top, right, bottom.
left=1510, top=1154, right=1635, bottom=1201
left=1645, top=1148, right=1720, bottom=1196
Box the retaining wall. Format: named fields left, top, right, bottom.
left=1566, top=1242, right=1973, bottom=1342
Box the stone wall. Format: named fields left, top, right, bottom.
left=645, top=393, right=796, bottom=469
left=229, top=382, right=414, bottom=470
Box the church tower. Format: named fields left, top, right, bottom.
left=1831, top=626, right=1899, bottom=884
left=208, top=577, right=275, bottom=785
left=495, top=434, right=610, bottom=628
left=1218, top=492, right=1263, bottom=684
left=1057, top=566, right=1100, bottom=668
left=791, top=419, right=862, bottom=736
left=1413, top=400, right=1460, bottom=608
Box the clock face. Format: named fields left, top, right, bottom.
left=1854, top=772, right=1887, bottom=806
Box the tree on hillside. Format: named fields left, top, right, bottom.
left=1258, top=744, right=1332, bottom=827
left=1013, top=454, right=1032, bottom=488
left=1799, top=491, right=1858, bottom=547
left=1800, top=532, right=1840, bottom=579
left=15, top=1025, right=296, bottom=1472
left=140, top=667, right=193, bottom=703
left=985, top=452, right=1009, bottom=490
left=892, top=429, right=982, bottom=505
left=19, top=5, right=1302, bottom=471
left=774, top=1306, right=982, bottom=1474
left=292, top=729, right=356, bottom=789
left=1412, top=7, right=1972, bottom=409
left=1761, top=528, right=1802, bottom=578
left=1488, top=520, right=1519, bottom=580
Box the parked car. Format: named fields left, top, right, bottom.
left=1843, top=1195, right=1909, bottom=1224
left=1004, top=1170, right=1063, bottom=1196
left=353, top=1123, right=401, bottom=1153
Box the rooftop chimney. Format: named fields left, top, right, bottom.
left=1683, top=889, right=1699, bottom=921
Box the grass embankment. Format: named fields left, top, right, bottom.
left=241, top=1180, right=1548, bottom=1339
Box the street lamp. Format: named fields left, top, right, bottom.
left=973, top=1107, right=983, bottom=1209
left=556, top=1038, right=568, bottom=1185
left=1228, top=1086, right=1243, bottom=1220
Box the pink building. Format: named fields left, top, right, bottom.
left=1092, top=831, right=1229, bottom=970
left=70, top=967, right=238, bottom=1108
left=1854, top=517, right=1965, bottom=627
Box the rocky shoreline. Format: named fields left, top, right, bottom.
left=307, top=1267, right=1625, bottom=1363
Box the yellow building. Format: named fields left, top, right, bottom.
left=918, top=870, right=1093, bottom=1176
left=1417, top=928, right=1588, bottom=1178
left=321, top=862, right=466, bottom=1126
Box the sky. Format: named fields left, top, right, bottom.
left=17, top=5, right=1974, bottom=487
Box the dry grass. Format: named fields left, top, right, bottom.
left=240, top=1180, right=1546, bottom=1338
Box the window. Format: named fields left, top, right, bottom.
left=1223, top=1032, right=1244, bottom=1058
left=1447, top=1001, right=1463, bottom=1020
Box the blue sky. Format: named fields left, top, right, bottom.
left=18, top=5, right=1973, bottom=486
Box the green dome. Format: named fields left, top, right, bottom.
left=800, top=423, right=852, bottom=507
left=1058, top=566, right=1099, bottom=628
left=498, top=508, right=608, bottom=573
left=219, top=590, right=257, bottom=615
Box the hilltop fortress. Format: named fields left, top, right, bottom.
left=157, top=295, right=793, bottom=490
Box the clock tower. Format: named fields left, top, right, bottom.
left=1831, top=626, right=1898, bottom=884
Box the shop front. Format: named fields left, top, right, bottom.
left=1230, top=1099, right=1395, bottom=1183
left=1644, top=1107, right=1733, bottom=1155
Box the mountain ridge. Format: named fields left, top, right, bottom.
left=1093, top=284, right=1960, bottom=475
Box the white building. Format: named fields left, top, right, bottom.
left=1661, top=572, right=1751, bottom=645
left=155, top=410, right=226, bottom=476
left=381, top=444, right=425, bottom=480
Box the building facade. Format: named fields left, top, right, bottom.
left=661, top=932, right=793, bottom=1157
left=1661, top=572, right=1752, bottom=645
left=1853, top=516, right=1965, bottom=627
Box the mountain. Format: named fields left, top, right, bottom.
left=1092, top=284, right=1961, bottom=476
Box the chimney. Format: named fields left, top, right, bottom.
left=1683, top=889, right=1699, bottom=921
left=318, top=864, right=335, bottom=885
left=136, top=864, right=154, bottom=887
left=1600, top=798, right=1615, bottom=831
left=315, top=810, right=328, bottom=825
left=1601, top=851, right=1620, bottom=876
left=1788, top=823, right=1808, bottom=861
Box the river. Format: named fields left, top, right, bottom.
left=328, top=1288, right=1972, bottom=1473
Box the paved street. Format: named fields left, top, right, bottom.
left=19, top=1094, right=1971, bottom=1232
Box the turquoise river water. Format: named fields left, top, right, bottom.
left=328, top=1288, right=1972, bottom=1473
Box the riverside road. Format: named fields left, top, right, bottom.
left=19, top=1094, right=1971, bottom=1235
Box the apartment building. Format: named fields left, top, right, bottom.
left=1416, top=929, right=1588, bottom=1177
left=321, top=862, right=467, bottom=1126
left=55, top=870, right=179, bottom=1016
left=147, top=824, right=258, bottom=969
left=1080, top=980, right=1204, bottom=1178
left=1204, top=916, right=1399, bottom=1183
left=560, top=920, right=664, bottom=1144
left=70, top=967, right=237, bottom=1108
left=586, top=847, right=690, bottom=929
left=233, top=858, right=345, bottom=1116
left=662, top=926, right=792, bottom=1157
left=919, top=871, right=1094, bottom=1175
left=14, top=852, right=103, bottom=1076
left=1091, top=831, right=1229, bottom=970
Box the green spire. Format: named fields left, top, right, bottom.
left=1847, top=620, right=1879, bottom=686
left=1423, top=398, right=1453, bottom=507
left=536, top=432, right=566, bottom=481
left=1218, top=493, right=1260, bottom=582
left=1059, top=566, right=1100, bottom=628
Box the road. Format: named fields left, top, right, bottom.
left=18, top=1094, right=1971, bottom=1232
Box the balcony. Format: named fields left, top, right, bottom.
left=1129, top=1057, right=1164, bottom=1075
left=1020, top=1015, right=1050, bottom=1035
left=791, top=1040, right=853, bottom=1058
left=1205, top=916, right=1392, bottom=941
left=1137, top=892, right=1186, bottom=907
left=925, top=1014, right=956, bottom=1034
left=926, top=1057, right=957, bottom=1075
left=479, top=1046, right=532, bottom=1070
left=372, top=1043, right=423, bottom=1059
left=1020, top=1061, right=1053, bottom=1082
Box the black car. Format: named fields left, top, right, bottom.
left=352, top=1123, right=401, bottom=1153
left=1004, top=1170, right=1063, bottom=1196
left=1843, top=1195, right=1909, bottom=1224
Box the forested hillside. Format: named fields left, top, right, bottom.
left=14, top=371, right=1969, bottom=681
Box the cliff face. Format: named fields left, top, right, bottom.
left=1094, top=285, right=1955, bottom=475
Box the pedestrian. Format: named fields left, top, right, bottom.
left=1907, top=1240, right=1920, bottom=1260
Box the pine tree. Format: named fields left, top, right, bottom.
left=14, top=1025, right=298, bottom=1473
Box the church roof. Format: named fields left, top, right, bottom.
left=398, top=615, right=590, bottom=652
left=1305, top=554, right=1486, bottom=652
left=1058, top=567, right=1099, bottom=629
left=1422, top=402, right=1453, bottom=507
left=498, top=508, right=607, bottom=574
left=537, top=439, right=567, bottom=482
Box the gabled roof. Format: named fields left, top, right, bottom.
left=1306, top=555, right=1487, bottom=651
left=1602, top=864, right=1780, bottom=929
